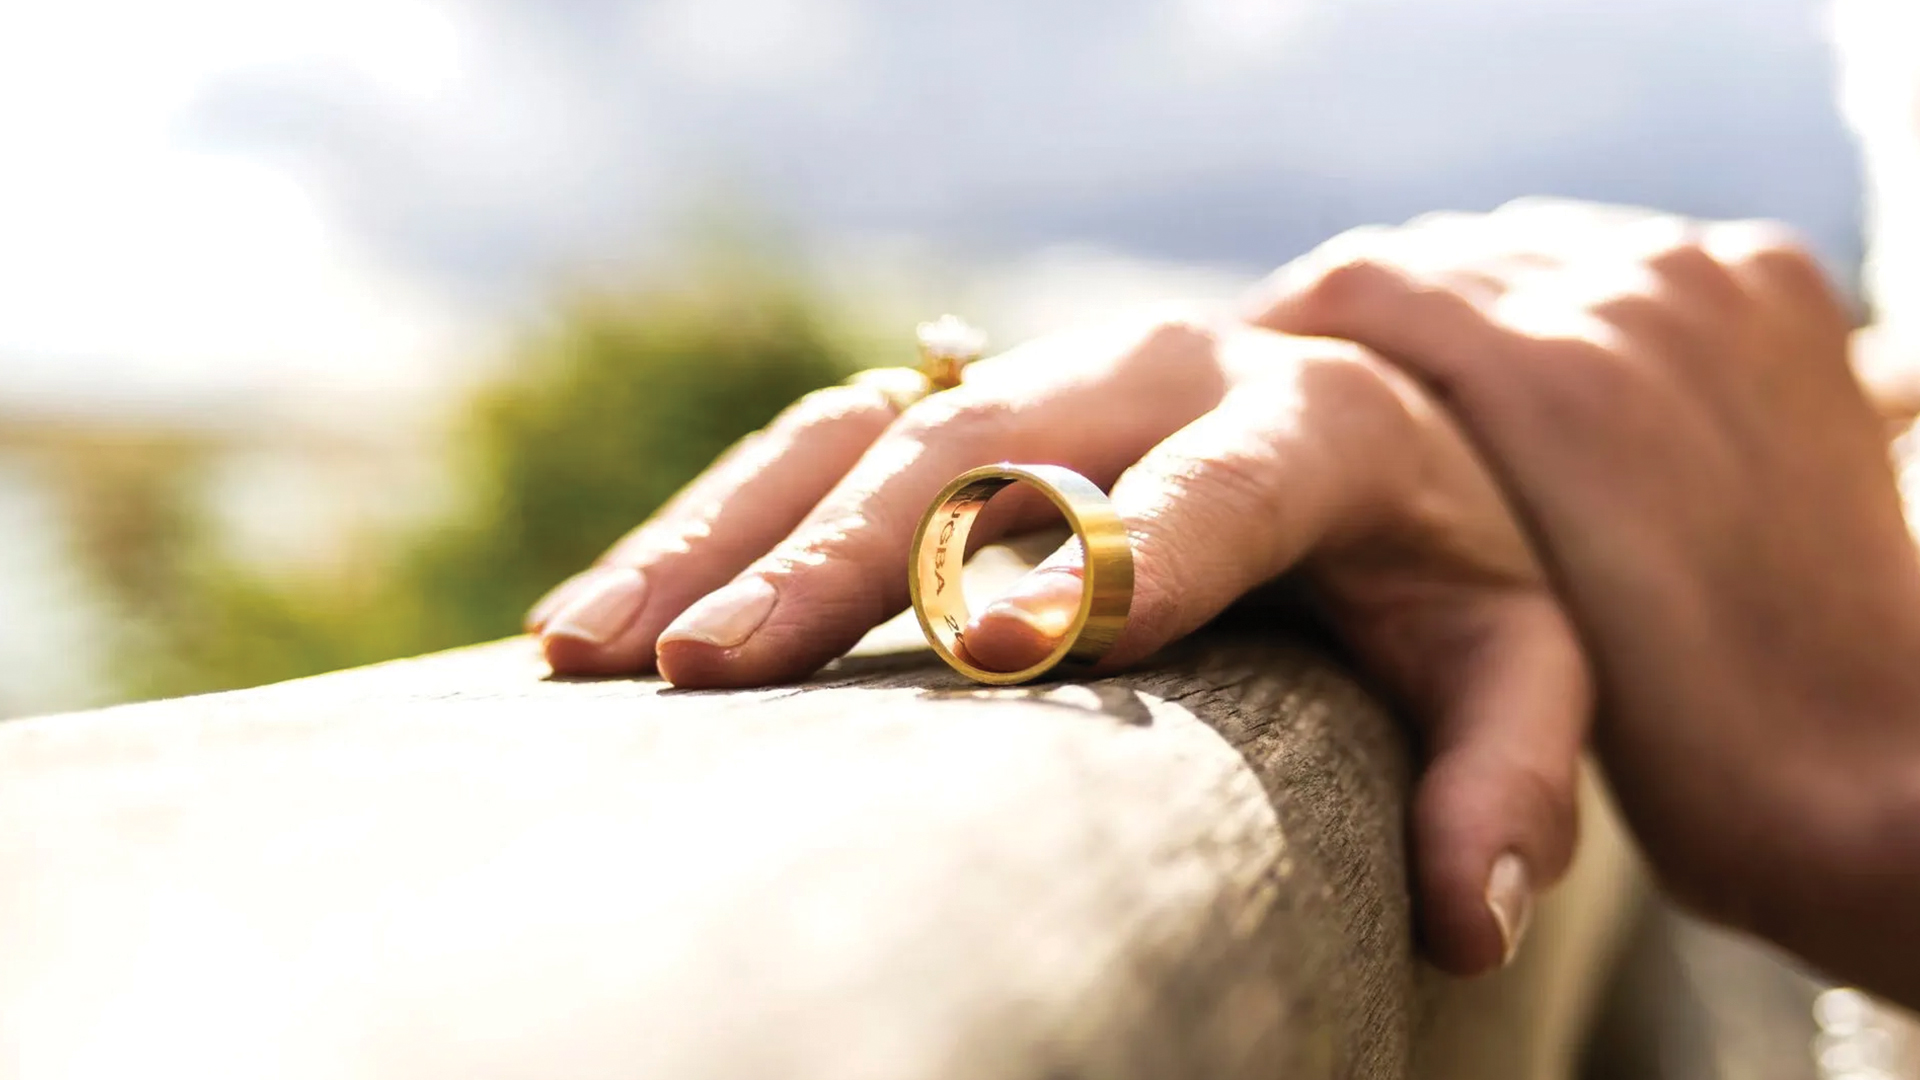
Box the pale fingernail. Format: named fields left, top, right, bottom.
left=659, top=576, right=778, bottom=649
left=1485, top=852, right=1533, bottom=967
left=545, top=567, right=649, bottom=646
left=527, top=568, right=599, bottom=631
left=971, top=571, right=1084, bottom=642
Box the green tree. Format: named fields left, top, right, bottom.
left=90, top=267, right=872, bottom=699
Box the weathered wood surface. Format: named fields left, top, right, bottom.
left=0, top=625, right=1634, bottom=1080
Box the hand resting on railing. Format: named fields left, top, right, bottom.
left=528, top=198, right=1920, bottom=1005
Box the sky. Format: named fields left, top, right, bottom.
left=0, top=0, right=1862, bottom=425
left=0, top=0, right=1875, bottom=714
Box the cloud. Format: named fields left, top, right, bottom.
left=196, top=0, right=1849, bottom=280
left=1169, top=0, right=1323, bottom=70
left=629, top=0, right=870, bottom=89
left=0, top=0, right=474, bottom=416
left=0, top=0, right=1862, bottom=412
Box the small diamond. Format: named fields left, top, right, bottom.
left=915, top=315, right=987, bottom=362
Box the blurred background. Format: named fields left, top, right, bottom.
left=0, top=0, right=1865, bottom=718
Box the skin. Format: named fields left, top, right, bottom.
left=1246, top=200, right=1920, bottom=1003
left=530, top=199, right=1920, bottom=1000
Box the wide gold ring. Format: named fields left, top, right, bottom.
left=909, top=464, right=1134, bottom=685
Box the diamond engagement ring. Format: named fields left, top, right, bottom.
left=843, top=314, right=986, bottom=412
left=914, top=314, right=987, bottom=390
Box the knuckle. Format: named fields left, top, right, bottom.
left=1292, top=252, right=1406, bottom=326
left=1298, top=346, right=1405, bottom=412
left=1093, top=305, right=1223, bottom=380
left=1183, top=446, right=1285, bottom=516
left=1586, top=288, right=1687, bottom=338
left=1132, top=449, right=1291, bottom=578
left=1639, top=233, right=1725, bottom=286
left=1256, top=225, right=1405, bottom=329
left=1707, top=221, right=1830, bottom=288
left=1130, top=306, right=1219, bottom=358
left=1705, top=221, right=1852, bottom=331
left=1122, top=439, right=1281, bottom=574
left=1286, top=349, right=1424, bottom=452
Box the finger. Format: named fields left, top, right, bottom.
left=1239, top=208, right=1574, bottom=328
left=964, top=336, right=1423, bottom=673
left=1243, top=228, right=1520, bottom=356
left=1405, top=592, right=1588, bottom=974
left=526, top=565, right=611, bottom=633
left=524, top=427, right=777, bottom=634
left=964, top=358, right=1588, bottom=976
left=1240, top=202, right=1683, bottom=332
left=962, top=557, right=1084, bottom=675
left=1701, top=221, right=1855, bottom=357
left=654, top=318, right=1235, bottom=688
left=1249, top=235, right=1670, bottom=486
left=537, top=382, right=901, bottom=675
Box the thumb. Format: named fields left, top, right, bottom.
left=1397, top=592, right=1588, bottom=974
left=960, top=347, right=1590, bottom=977
left=970, top=537, right=1591, bottom=977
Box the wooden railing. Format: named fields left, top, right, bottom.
left=0, top=607, right=1643, bottom=1079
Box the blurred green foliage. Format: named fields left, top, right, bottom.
left=82, top=266, right=870, bottom=699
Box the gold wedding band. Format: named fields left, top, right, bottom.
left=909, top=464, right=1134, bottom=685
left=843, top=314, right=987, bottom=412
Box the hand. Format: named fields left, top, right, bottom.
left=528, top=311, right=1588, bottom=976
left=1247, top=200, right=1920, bottom=1005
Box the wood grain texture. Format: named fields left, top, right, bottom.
left=0, top=627, right=1630, bottom=1080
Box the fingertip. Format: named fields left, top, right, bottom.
left=1411, top=750, right=1575, bottom=976
left=653, top=637, right=730, bottom=687
left=1418, top=843, right=1535, bottom=977
left=536, top=566, right=656, bottom=675
left=961, top=603, right=1060, bottom=674
left=1485, top=851, right=1533, bottom=969
left=540, top=629, right=657, bottom=677
left=960, top=569, right=1083, bottom=674
left=653, top=630, right=801, bottom=689
left=652, top=576, right=786, bottom=688
left=1413, top=837, right=1516, bottom=976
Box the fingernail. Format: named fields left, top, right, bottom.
left=527, top=568, right=598, bottom=630
left=545, top=567, right=649, bottom=646
left=971, top=570, right=1084, bottom=642
left=1485, top=852, right=1533, bottom=967
left=659, top=576, right=778, bottom=649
